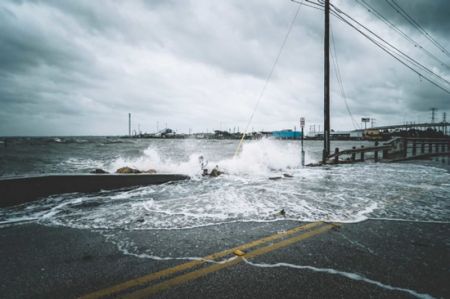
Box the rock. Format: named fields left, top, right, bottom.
left=209, top=168, right=222, bottom=177
left=209, top=166, right=222, bottom=177
left=283, top=173, right=293, bottom=178
left=116, top=166, right=141, bottom=174
left=90, top=168, right=108, bottom=174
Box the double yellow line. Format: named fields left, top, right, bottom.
left=80, top=221, right=337, bottom=299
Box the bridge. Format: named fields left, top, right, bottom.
left=356, top=122, right=449, bottom=134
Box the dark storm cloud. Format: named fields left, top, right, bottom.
left=327, top=0, right=449, bottom=124
left=0, top=0, right=448, bottom=135
left=365, top=0, right=450, bottom=37
left=0, top=7, right=86, bottom=74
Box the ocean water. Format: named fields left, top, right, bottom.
left=0, top=137, right=449, bottom=231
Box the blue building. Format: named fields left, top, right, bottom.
left=271, top=130, right=302, bottom=140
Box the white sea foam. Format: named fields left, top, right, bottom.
left=243, top=259, right=435, bottom=299
left=59, top=157, right=105, bottom=171
left=1, top=139, right=449, bottom=232
left=107, top=139, right=303, bottom=177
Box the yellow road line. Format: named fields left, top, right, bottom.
left=124, top=223, right=336, bottom=299
left=80, top=222, right=323, bottom=299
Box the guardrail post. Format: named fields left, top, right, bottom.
left=351, top=146, right=356, bottom=161
left=334, top=148, right=339, bottom=164
left=360, top=145, right=365, bottom=161
left=429, top=142, right=432, bottom=153
left=435, top=142, right=439, bottom=153
left=421, top=141, right=425, bottom=154
left=374, top=141, right=379, bottom=162
left=412, top=140, right=416, bottom=156
left=403, top=139, right=407, bottom=158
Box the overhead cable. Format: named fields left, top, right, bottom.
left=234, top=0, right=305, bottom=157
left=355, top=0, right=448, bottom=68
left=385, top=0, right=450, bottom=58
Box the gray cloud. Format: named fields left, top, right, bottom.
left=0, top=0, right=448, bottom=136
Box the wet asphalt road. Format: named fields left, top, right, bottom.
left=0, top=219, right=449, bottom=299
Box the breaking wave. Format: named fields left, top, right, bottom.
left=106, top=139, right=304, bottom=176
left=1, top=139, right=449, bottom=231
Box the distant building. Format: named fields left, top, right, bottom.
left=313, top=131, right=352, bottom=140
left=272, top=130, right=301, bottom=140
left=350, top=130, right=364, bottom=139
left=364, top=129, right=383, bottom=140
left=331, top=131, right=351, bottom=139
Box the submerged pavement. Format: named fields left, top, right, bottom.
left=0, top=219, right=448, bottom=299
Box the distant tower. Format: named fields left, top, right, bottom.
left=431, top=108, right=437, bottom=123
left=128, top=113, right=131, bottom=136
left=444, top=112, right=447, bottom=135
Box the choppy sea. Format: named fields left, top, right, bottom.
left=1, top=137, right=449, bottom=230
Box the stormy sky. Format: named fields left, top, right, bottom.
left=0, top=0, right=449, bottom=136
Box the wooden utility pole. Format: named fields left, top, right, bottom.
left=300, top=117, right=305, bottom=166
left=323, top=0, right=331, bottom=163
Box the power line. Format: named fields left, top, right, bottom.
left=355, top=0, right=448, bottom=68
left=327, top=2, right=450, bottom=94
left=292, top=0, right=450, bottom=93
left=234, top=0, right=305, bottom=157
left=385, top=0, right=450, bottom=58
left=290, top=0, right=322, bottom=11
left=330, top=25, right=361, bottom=129
left=330, top=3, right=450, bottom=87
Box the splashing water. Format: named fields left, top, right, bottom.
left=1, top=138, right=449, bottom=232
left=106, top=139, right=303, bottom=176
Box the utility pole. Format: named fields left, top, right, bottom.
left=300, top=117, right=305, bottom=166
left=443, top=112, right=447, bottom=135
left=323, top=0, right=330, bottom=163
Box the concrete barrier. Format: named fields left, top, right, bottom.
left=0, top=174, right=190, bottom=208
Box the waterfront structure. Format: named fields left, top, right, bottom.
left=272, top=130, right=301, bottom=140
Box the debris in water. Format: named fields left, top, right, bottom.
left=269, top=176, right=282, bottom=180
left=233, top=249, right=246, bottom=256
left=274, top=209, right=286, bottom=217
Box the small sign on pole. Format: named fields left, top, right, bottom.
left=361, top=117, right=370, bottom=130
left=300, top=117, right=305, bottom=166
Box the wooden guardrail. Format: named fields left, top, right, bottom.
left=325, top=137, right=450, bottom=164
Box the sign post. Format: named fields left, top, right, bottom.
left=300, top=117, right=305, bottom=166
left=361, top=117, right=370, bottom=130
